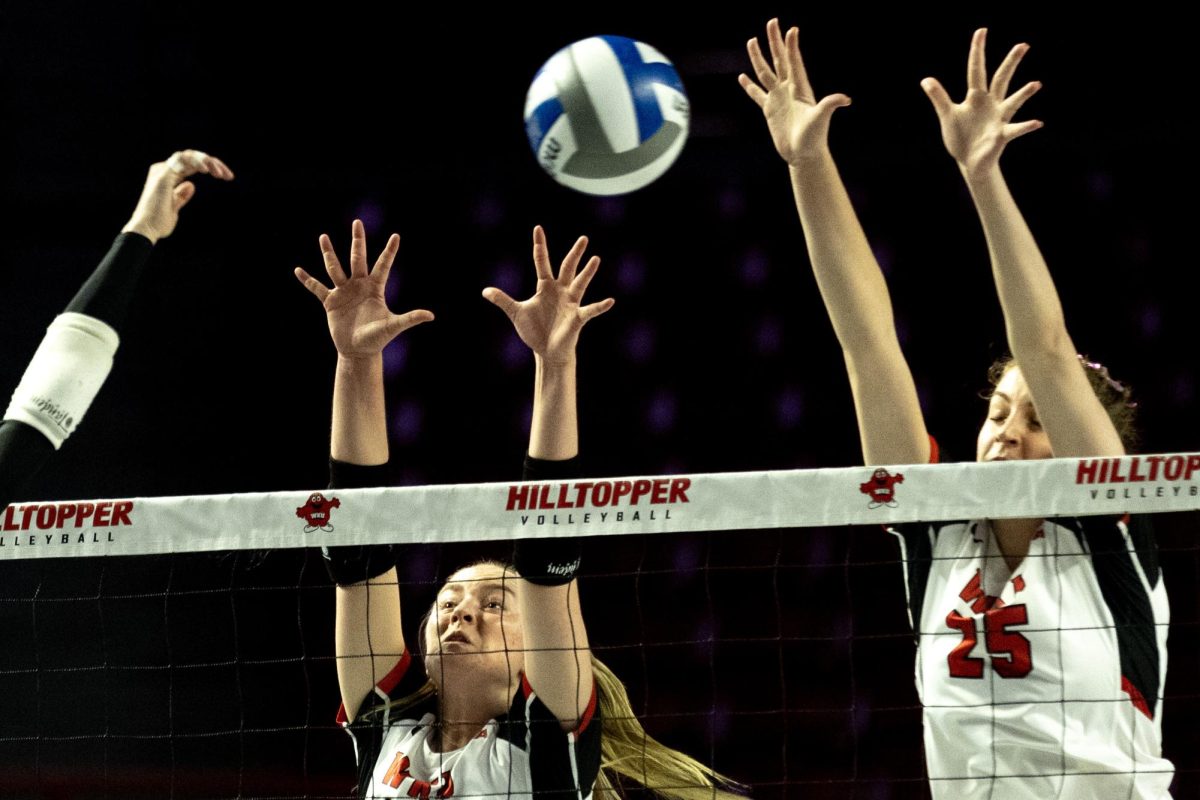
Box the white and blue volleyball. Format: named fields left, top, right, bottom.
left=524, top=35, right=689, bottom=196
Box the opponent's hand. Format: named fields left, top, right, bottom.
left=921, top=28, right=1043, bottom=179
left=483, top=226, right=614, bottom=365
left=121, top=149, right=234, bottom=244
left=737, top=18, right=851, bottom=165
left=294, top=219, right=434, bottom=358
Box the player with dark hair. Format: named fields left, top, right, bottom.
left=740, top=19, right=1172, bottom=798
left=0, top=150, right=234, bottom=509
left=296, top=221, right=744, bottom=800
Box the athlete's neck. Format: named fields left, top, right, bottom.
left=991, top=517, right=1042, bottom=572
left=434, top=684, right=513, bottom=752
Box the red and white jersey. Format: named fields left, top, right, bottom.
left=338, top=651, right=601, bottom=800
left=889, top=515, right=1174, bottom=799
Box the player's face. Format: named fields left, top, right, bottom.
left=976, top=366, right=1054, bottom=462
left=424, top=563, right=525, bottom=688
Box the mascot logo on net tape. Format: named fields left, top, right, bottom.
left=859, top=468, right=904, bottom=508
left=297, top=493, right=341, bottom=532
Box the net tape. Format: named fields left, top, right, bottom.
left=3, top=452, right=1198, bottom=560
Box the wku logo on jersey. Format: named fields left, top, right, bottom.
left=382, top=752, right=455, bottom=799
left=945, top=569, right=1032, bottom=679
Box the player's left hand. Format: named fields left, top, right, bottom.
left=483, top=226, right=614, bottom=365
left=122, top=150, right=234, bottom=244
left=921, top=28, right=1043, bottom=179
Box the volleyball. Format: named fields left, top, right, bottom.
left=524, top=35, right=690, bottom=196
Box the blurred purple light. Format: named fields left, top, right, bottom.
left=616, top=254, right=647, bottom=294
left=852, top=701, right=873, bottom=736
left=672, top=539, right=702, bottom=572
left=740, top=248, right=769, bottom=286
left=382, top=339, right=408, bottom=378
left=384, top=269, right=402, bottom=305
left=502, top=332, right=530, bottom=369
left=1088, top=171, right=1114, bottom=200
left=490, top=260, right=523, bottom=297
left=658, top=457, right=689, bottom=475
left=776, top=387, right=804, bottom=429
left=717, top=187, right=746, bottom=220
left=646, top=390, right=678, bottom=433
left=593, top=197, right=625, bottom=224
left=474, top=194, right=504, bottom=229
left=625, top=322, right=656, bottom=364
left=755, top=317, right=783, bottom=355
left=391, top=400, right=423, bottom=445
left=1139, top=305, right=1162, bottom=339
left=1170, top=373, right=1195, bottom=406
left=396, top=467, right=426, bottom=486
left=354, top=201, right=385, bottom=235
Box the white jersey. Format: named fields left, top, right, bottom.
left=338, top=651, right=601, bottom=800
left=889, top=514, right=1173, bottom=799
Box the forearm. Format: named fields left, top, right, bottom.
left=788, top=156, right=906, bottom=349
left=789, top=155, right=928, bottom=465
left=528, top=355, right=578, bottom=461
left=65, top=233, right=155, bottom=331
left=965, top=167, right=1073, bottom=359
left=330, top=354, right=388, bottom=465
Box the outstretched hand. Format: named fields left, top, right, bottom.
left=737, top=18, right=851, bottom=165
left=295, top=219, right=434, bottom=358
left=921, top=28, right=1043, bottom=178
left=122, top=149, right=235, bottom=244
left=483, top=226, right=614, bottom=364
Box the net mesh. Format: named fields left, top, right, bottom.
left=0, top=461, right=1196, bottom=799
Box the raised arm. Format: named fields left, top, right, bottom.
left=739, top=19, right=928, bottom=465
left=296, top=219, right=433, bottom=720
left=0, top=150, right=233, bottom=508
left=922, top=29, right=1123, bottom=457
left=484, top=226, right=613, bottom=728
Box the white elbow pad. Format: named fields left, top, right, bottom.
left=4, top=312, right=120, bottom=449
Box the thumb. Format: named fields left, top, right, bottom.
left=920, top=78, right=953, bottom=117
left=482, top=287, right=520, bottom=320
left=387, top=309, right=435, bottom=338
left=173, top=181, right=197, bottom=211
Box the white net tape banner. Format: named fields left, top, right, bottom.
left=3, top=452, right=1198, bottom=560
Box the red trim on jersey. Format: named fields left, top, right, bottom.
left=335, top=649, right=413, bottom=726
left=927, top=435, right=940, bottom=465
left=521, top=672, right=599, bottom=735
left=1121, top=675, right=1153, bottom=720
left=574, top=682, right=599, bottom=736
left=1012, top=575, right=1026, bottom=593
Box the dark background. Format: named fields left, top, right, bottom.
left=0, top=3, right=1197, bottom=798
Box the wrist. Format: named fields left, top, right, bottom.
left=121, top=219, right=160, bottom=245
left=336, top=352, right=383, bottom=374
left=535, top=352, right=577, bottom=371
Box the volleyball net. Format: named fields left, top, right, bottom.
left=0, top=454, right=1196, bottom=799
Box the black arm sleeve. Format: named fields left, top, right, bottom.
left=0, top=421, right=55, bottom=510
left=321, top=459, right=397, bottom=585
left=64, top=233, right=154, bottom=329
left=513, top=455, right=584, bottom=584
left=0, top=233, right=155, bottom=508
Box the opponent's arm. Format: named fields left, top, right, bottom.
left=0, top=150, right=233, bottom=508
